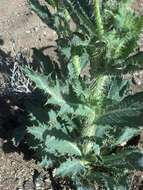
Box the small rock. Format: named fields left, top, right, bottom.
left=25, top=30, right=31, bottom=34
left=43, top=31, right=47, bottom=36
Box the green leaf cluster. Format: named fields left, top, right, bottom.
left=23, top=0, right=143, bottom=189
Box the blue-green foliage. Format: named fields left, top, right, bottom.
left=24, top=0, right=143, bottom=189
left=24, top=64, right=143, bottom=189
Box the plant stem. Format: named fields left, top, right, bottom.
left=93, top=0, right=104, bottom=38
left=82, top=124, right=97, bottom=155
left=72, top=55, right=81, bottom=77
left=82, top=75, right=109, bottom=155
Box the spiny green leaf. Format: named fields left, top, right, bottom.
left=39, top=155, right=53, bottom=168
left=114, top=127, right=141, bottom=146
left=56, top=159, right=85, bottom=177
left=103, top=148, right=143, bottom=170
left=107, top=77, right=129, bottom=102
left=28, top=0, right=53, bottom=25
left=45, top=136, right=82, bottom=156
left=96, top=102, right=143, bottom=127
left=24, top=68, right=66, bottom=106
left=27, top=125, right=47, bottom=141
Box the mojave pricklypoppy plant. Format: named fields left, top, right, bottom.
left=22, top=0, right=143, bottom=189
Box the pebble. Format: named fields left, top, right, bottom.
left=25, top=30, right=31, bottom=34
left=43, top=31, right=47, bottom=36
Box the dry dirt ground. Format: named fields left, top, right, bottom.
left=0, top=0, right=57, bottom=55
left=0, top=1, right=56, bottom=190
left=0, top=0, right=143, bottom=190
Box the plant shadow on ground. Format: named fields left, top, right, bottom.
left=0, top=92, right=33, bottom=160
left=0, top=48, right=35, bottom=160
left=0, top=48, right=74, bottom=190
left=0, top=38, right=4, bottom=46
left=0, top=45, right=67, bottom=166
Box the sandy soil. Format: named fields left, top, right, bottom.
left=0, top=0, right=143, bottom=53
left=0, top=149, right=41, bottom=190
left=0, top=0, right=57, bottom=55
